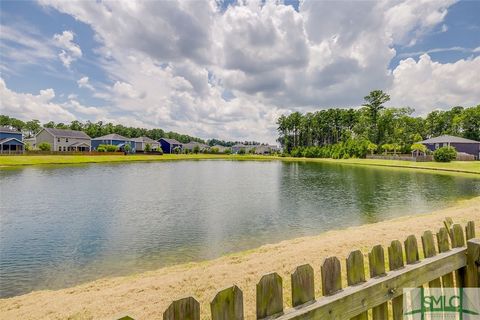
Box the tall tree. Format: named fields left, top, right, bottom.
left=362, top=90, right=390, bottom=144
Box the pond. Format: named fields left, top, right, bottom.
left=1, top=160, right=479, bottom=297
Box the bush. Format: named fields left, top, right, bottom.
left=145, top=143, right=151, bottom=152
left=96, top=146, right=107, bottom=152
left=105, top=145, right=118, bottom=152
left=224, top=148, right=231, bottom=154
left=210, top=147, right=219, bottom=154
left=433, top=146, right=457, bottom=162
left=238, top=148, right=246, bottom=155
left=38, top=142, right=51, bottom=151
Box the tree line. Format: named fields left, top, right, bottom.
left=277, top=90, right=480, bottom=158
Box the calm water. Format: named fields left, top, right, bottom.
left=1, top=160, right=479, bottom=297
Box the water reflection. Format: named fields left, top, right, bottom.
left=0, top=161, right=479, bottom=297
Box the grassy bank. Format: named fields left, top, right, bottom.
left=1, top=197, right=478, bottom=320
left=0, top=154, right=479, bottom=174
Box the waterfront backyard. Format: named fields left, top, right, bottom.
left=1, top=159, right=480, bottom=319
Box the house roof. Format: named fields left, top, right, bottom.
left=0, top=126, right=22, bottom=134
left=183, top=142, right=209, bottom=148
left=68, top=141, right=90, bottom=147
left=160, top=138, right=182, bottom=145
left=0, top=137, right=24, bottom=145
left=419, top=135, right=480, bottom=144
left=92, top=133, right=130, bottom=141
left=43, top=127, right=91, bottom=139
left=132, top=136, right=159, bottom=144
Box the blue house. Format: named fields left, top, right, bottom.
left=0, top=126, right=24, bottom=154
left=91, top=134, right=135, bottom=152
left=159, top=138, right=182, bottom=154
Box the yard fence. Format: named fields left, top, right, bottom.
left=118, top=219, right=479, bottom=320
left=366, top=154, right=434, bottom=162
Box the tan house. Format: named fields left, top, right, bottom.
left=35, top=127, right=91, bottom=152
left=132, top=136, right=161, bottom=152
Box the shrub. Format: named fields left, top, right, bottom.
left=105, top=145, right=118, bottom=152
left=411, top=143, right=427, bottom=154
left=96, top=146, right=107, bottom=152
left=145, top=143, right=151, bottom=152
left=193, top=145, right=200, bottom=154
left=224, top=148, right=231, bottom=154
left=38, top=142, right=51, bottom=151
left=210, top=147, right=219, bottom=154
left=238, top=148, right=246, bottom=155
left=173, top=146, right=181, bottom=154
left=433, top=146, right=457, bottom=162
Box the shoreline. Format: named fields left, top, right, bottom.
left=1, top=197, right=479, bottom=320
left=1, top=154, right=479, bottom=175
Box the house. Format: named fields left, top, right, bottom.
left=254, top=145, right=279, bottom=154
left=159, top=138, right=183, bottom=154
left=418, top=135, right=480, bottom=159
left=132, top=136, right=161, bottom=152
left=231, top=143, right=256, bottom=154
left=182, top=141, right=210, bottom=152
left=35, top=127, right=91, bottom=152
left=91, top=134, right=134, bottom=152
left=0, top=126, right=24, bottom=154
left=211, top=145, right=228, bottom=153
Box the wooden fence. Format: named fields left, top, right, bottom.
left=119, top=220, right=479, bottom=320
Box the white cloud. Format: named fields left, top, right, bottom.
left=77, top=76, right=94, bottom=91
left=390, top=54, right=480, bottom=113
left=0, top=78, right=76, bottom=122
left=53, top=30, right=82, bottom=67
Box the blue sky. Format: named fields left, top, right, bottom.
left=1, top=0, right=479, bottom=143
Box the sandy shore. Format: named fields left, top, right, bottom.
left=1, top=197, right=479, bottom=320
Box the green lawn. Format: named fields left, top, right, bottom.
left=0, top=154, right=479, bottom=174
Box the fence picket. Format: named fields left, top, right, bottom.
left=466, top=221, right=476, bottom=240
left=466, top=239, right=480, bottom=287
left=436, top=227, right=454, bottom=288
left=291, top=264, right=315, bottom=308
left=211, top=286, right=243, bottom=320
left=388, top=240, right=404, bottom=320
left=369, top=245, right=388, bottom=319
left=163, top=297, right=200, bottom=320
left=451, top=224, right=466, bottom=287
left=256, top=273, right=283, bottom=319
left=321, top=257, right=342, bottom=296
left=421, top=230, right=442, bottom=288
left=346, top=250, right=367, bottom=320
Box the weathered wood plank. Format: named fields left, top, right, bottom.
left=451, top=224, right=466, bottom=288
left=211, top=285, right=243, bottom=320
left=321, top=257, right=342, bottom=296
left=437, top=227, right=454, bottom=287
left=466, top=239, right=480, bottom=288
left=466, top=221, right=476, bottom=240
left=404, top=235, right=420, bottom=265
left=388, top=240, right=404, bottom=320
left=163, top=297, right=200, bottom=320
left=421, top=230, right=442, bottom=288
left=256, top=273, right=283, bottom=319
left=369, top=245, right=388, bottom=320
left=291, top=264, right=315, bottom=308
left=275, top=247, right=467, bottom=320
left=346, top=250, right=367, bottom=320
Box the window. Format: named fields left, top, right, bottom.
left=57, top=138, right=60, bottom=142
left=63, top=146, right=66, bottom=151
left=58, top=146, right=62, bottom=151
left=66, top=138, right=69, bottom=142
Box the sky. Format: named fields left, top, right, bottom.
left=1, top=0, right=479, bottom=143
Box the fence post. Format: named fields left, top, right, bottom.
left=163, top=297, right=200, bottom=320
left=421, top=230, right=442, bottom=287
left=388, top=240, right=404, bottom=320
left=346, top=250, right=367, bottom=320
left=321, top=257, right=342, bottom=296
left=256, top=273, right=283, bottom=319
left=369, top=245, right=388, bottom=319
left=437, top=227, right=454, bottom=287
left=291, top=264, right=315, bottom=308
left=466, top=239, right=480, bottom=288
left=211, top=286, right=244, bottom=320
left=451, top=224, right=466, bottom=287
